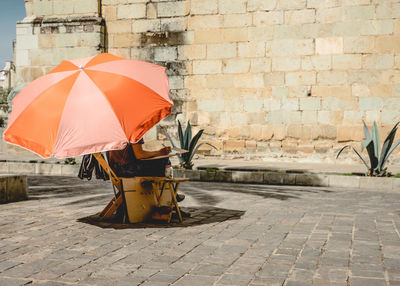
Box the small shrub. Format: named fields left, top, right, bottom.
left=337, top=121, right=400, bottom=176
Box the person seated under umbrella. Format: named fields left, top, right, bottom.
left=107, top=139, right=185, bottom=202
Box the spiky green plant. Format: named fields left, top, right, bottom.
left=336, top=121, right=400, bottom=176
left=162, top=120, right=217, bottom=169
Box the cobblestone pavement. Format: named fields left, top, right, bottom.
left=0, top=176, right=399, bottom=286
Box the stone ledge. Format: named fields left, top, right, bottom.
left=0, top=175, right=28, bottom=203
left=0, top=161, right=399, bottom=190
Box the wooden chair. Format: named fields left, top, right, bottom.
left=92, top=153, right=188, bottom=223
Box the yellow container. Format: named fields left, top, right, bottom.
left=122, top=177, right=157, bottom=223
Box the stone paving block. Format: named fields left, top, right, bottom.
left=349, top=277, right=386, bottom=286
left=328, top=174, right=360, bottom=188
left=232, top=171, right=263, bottom=184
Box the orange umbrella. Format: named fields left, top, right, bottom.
left=4, top=53, right=172, bottom=158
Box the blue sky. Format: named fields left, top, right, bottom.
left=0, top=0, right=26, bottom=69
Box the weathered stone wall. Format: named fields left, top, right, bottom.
left=13, top=0, right=400, bottom=161
left=15, top=0, right=104, bottom=84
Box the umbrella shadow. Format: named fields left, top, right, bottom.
left=77, top=206, right=245, bottom=229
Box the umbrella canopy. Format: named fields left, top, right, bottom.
left=4, top=53, right=172, bottom=159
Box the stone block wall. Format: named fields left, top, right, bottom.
left=15, top=0, right=104, bottom=84
left=13, top=0, right=400, bottom=161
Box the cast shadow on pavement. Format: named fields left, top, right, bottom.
left=77, top=206, right=245, bottom=229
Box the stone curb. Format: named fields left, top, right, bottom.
left=1, top=161, right=399, bottom=190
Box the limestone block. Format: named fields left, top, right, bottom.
left=74, top=0, right=99, bottom=14
left=31, top=49, right=56, bottom=66
left=117, top=4, right=146, bottom=19
left=313, top=124, right=338, bottom=139
left=359, top=97, right=383, bottom=111
left=77, top=33, right=101, bottom=47
left=158, top=1, right=189, bottom=17
left=16, top=34, right=38, bottom=50
left=317, top=71, right=347, bottom=85
left=332, top=54, right=362, bottom=70
left=264, top=72, right=284, bottom=86
left=34, top=0, right=53, bottom=16
left=103, top=6, right=117, bottom=21
left=223, top=140, right=246, bottom=152
left=223, top=14, right=252, bottom=27
left=153, top=46, right=177, bottom=61
left=301, top=110, right=318, bottom=124
left=362, top=54, right=394, bottom=69
left=285, top=71, right=316, bottom=86
left=344, top=36, right=375, bottom=53
left=193, top=60, right=222, bottom=74
left=53, top=0, right=74, bottom=15
left=219, top=0, right=246, bottom=14
left=289, top=86, right=310, bottom=98
left=207, top=43, right=236, bottom=59
left=272, top=39, right=314, bottom=56
left=130, top=47, right=153, bottom=61
left=274, top=24, right=302, bottom=39
left=267, top=110, right=283, bottom=124
left=316, top=37, right=343, bottom=54
left=16, top=26, right=29, bottom=36
left=251, top=58, right=271, bottom=73
left=246, top=140, right=257, bottom=150
left=243, top=98, right=264, bottom=112
left=375, top=36, right=400, bottom=53
left=248, top=27, right=273, bottom=41
left=272, top=57, right=301, bottom=71
left=161, top=17, right=188, bottom=32
left=197, top=98, right=225, bottom=112
left=332, top=21, right=361, bottom=36
left=300, top=97, right=320, bottom=110
left=232, top=171, right=263, bottom=184
left=253, top=11, right=284, bottom=25
left=247, top=0, right=278, bottom=11
left=365, top=110, right=380, bottom=123
left=347, top=70, right=380, bottom=85
left=264, top=97, right=281, bottom=111
left=360, top=20, right=394, bottom=36
left=344, top=5, right=375, bottom=20
left=302, top=55, right=331, bottom=71
left=322, top=97, right=357, bottom=111
left=238, top=42, right=265, bottom=58
left=281, top=98, right=299, bottom=111
left=296, top=174, right=329, bottom=186
left=261, top=125, right=274, bottom=140
left=283, top=111, right=302, bottom=124
left=233, top=74, right=264, bottom=89
left=352, top=83, right=370, bottom=97
left=282, top=138, right=298, bottom=153
left=194, top=29, right=223, bottom=44
left=145, top=2, right=157, bottom=18
left=285, top=9, right=315, bottom=24
left=178, top=45, right=206, bottom=60
left=383, top=98, right=400, bottom=111
left=337, top=125, right=364, bottom=142
left=316, top=7, right=343, bottom=23
left=222, top=28, right=248, bottom=42
left=287, top=124, right=311, bottom=139
left=343, top=0, right=370, bottom=5
left=381, top=110, right=400, bottom=125
left=223, top=59, right=250, bottom=74
left=370, top=84, right=394, bottom=98
left=112, top=33, right=141, bottom=48
left=205, top=74, right=234, bottom=88
left=191, top=0, right=218, bottom=15
left=131, top=19, right=160, bottom=33
left=188, top=15, right=222, bottom=30
left=279, top=0, right=307, bottom=10
left=343, top=111, right=363, bottom=124
left=15, top=48, right=30, bottom=67
left=314, top=142, right=332, bottom=154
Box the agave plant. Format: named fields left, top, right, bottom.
left=337, top=121, right=400, bottom=176
left=161, top=120, right=216, bottom=169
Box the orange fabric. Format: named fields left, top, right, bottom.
left=4, top=72, right=79, bottom=157
left=85, top=70, right=172, bottom=142
left=47, top=61, right=79, bottom=74
left=85, top=53, right=123, bottom=68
